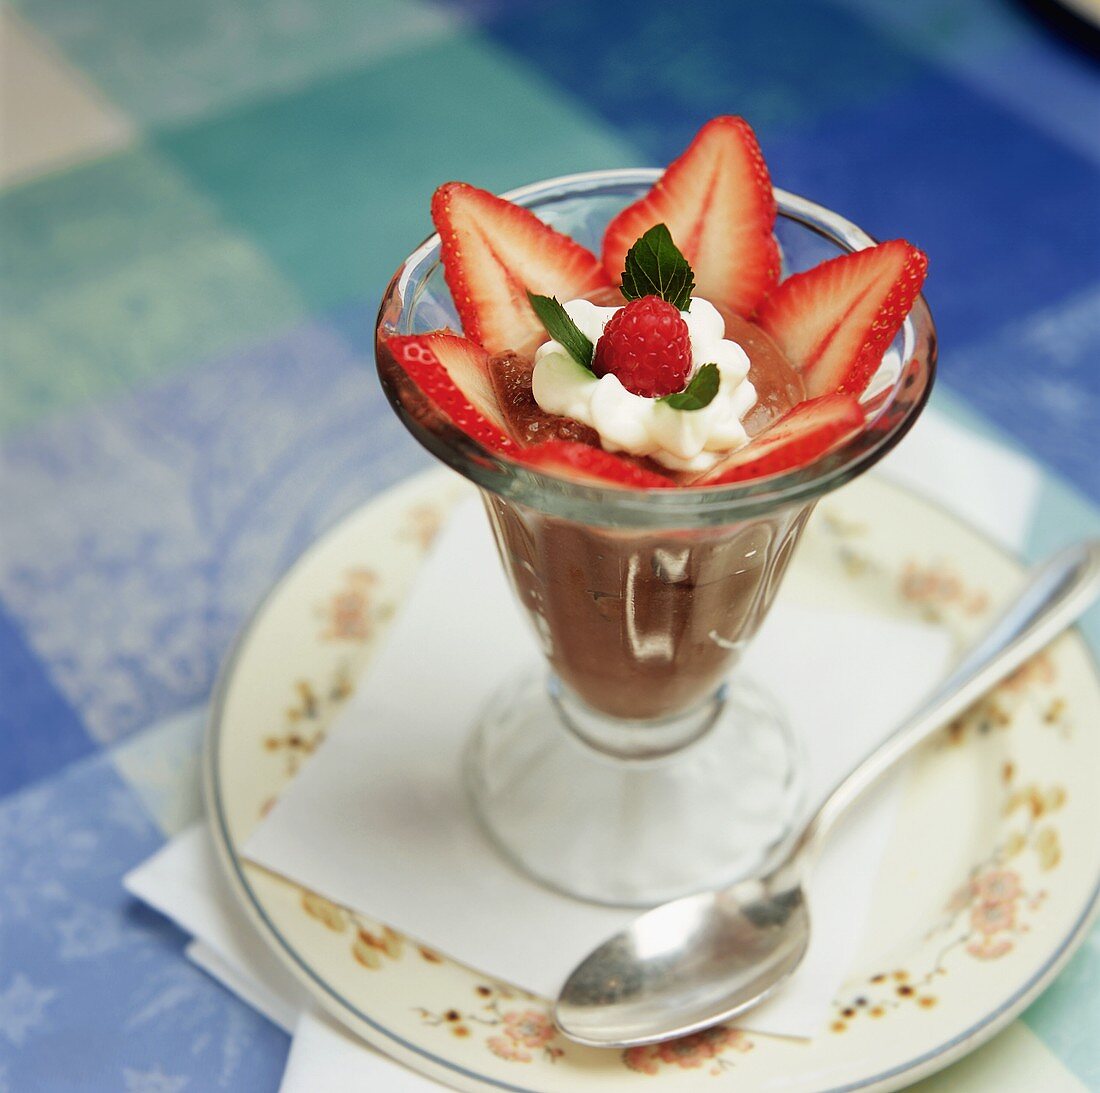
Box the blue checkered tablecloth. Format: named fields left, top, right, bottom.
left=1, top=0, right=1098, bottom=1088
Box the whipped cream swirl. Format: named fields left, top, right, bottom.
left=531, top=297, right=757, bottom=472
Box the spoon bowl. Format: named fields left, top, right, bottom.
left=556, top=874, right=809, bottom=1046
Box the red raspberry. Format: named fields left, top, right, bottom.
left=593, top=296, right=692, bottom=397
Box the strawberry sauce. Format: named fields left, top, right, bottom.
left=487, top=352, right=600, bottom=447
left=716, top=310, right=805, bottom=440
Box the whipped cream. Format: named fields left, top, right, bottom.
left=531, top=297, right=758, bottom=472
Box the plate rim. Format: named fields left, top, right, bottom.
left=202, top=468, right=1100, bottom=1092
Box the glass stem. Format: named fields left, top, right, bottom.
left=549, top=675, right=727, bottom=763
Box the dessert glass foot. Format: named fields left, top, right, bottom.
left=464, top=668, right=803, bottom=907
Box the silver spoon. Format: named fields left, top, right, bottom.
left=555, top=540, right=1100, bottom=1048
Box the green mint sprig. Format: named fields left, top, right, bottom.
left=526, top=292, right=595, bottom=373
left=620, top=224, right=695, bottom=311
left=661, top=362, right=719, bottom=411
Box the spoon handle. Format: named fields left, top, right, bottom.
left=797, top=539, right=1100, bottom=862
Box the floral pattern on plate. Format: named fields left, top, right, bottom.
left=831, top=756, right=1069, bottom=1033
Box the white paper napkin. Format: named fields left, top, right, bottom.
left=242, top=496, right=952, bottom=1038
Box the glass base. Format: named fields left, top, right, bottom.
left=463, top=669, right=805, bottom=908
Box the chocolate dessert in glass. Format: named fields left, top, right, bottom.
left=376, top=117, right=934, bottom=906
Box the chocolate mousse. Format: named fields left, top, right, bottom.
left=486, top=494, right=811, bottom=721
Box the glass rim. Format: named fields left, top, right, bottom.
left=377, top=168, right=937, bottom=526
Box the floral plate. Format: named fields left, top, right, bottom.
left=204, top=468, right=1100, bottom=1091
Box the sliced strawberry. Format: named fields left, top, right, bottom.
left=432, top=182, right=611, bottom=357
left=695, top=393, right=865, bottom=486
left=756, top=240, right=928, bottom=399
left=519, top=440, right=674, bottom=489
left=385, top=332, right=519, bottom=455
left=602, top=117, right=779, bottom=316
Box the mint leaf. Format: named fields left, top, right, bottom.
left=661, top=363, right=719, bottom=411
left=620, top=224, right=695, bottom=311
left=527, top=292, right=594, bottom=372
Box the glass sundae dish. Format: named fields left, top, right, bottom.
left=376, top=117, right=934, bottom=906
